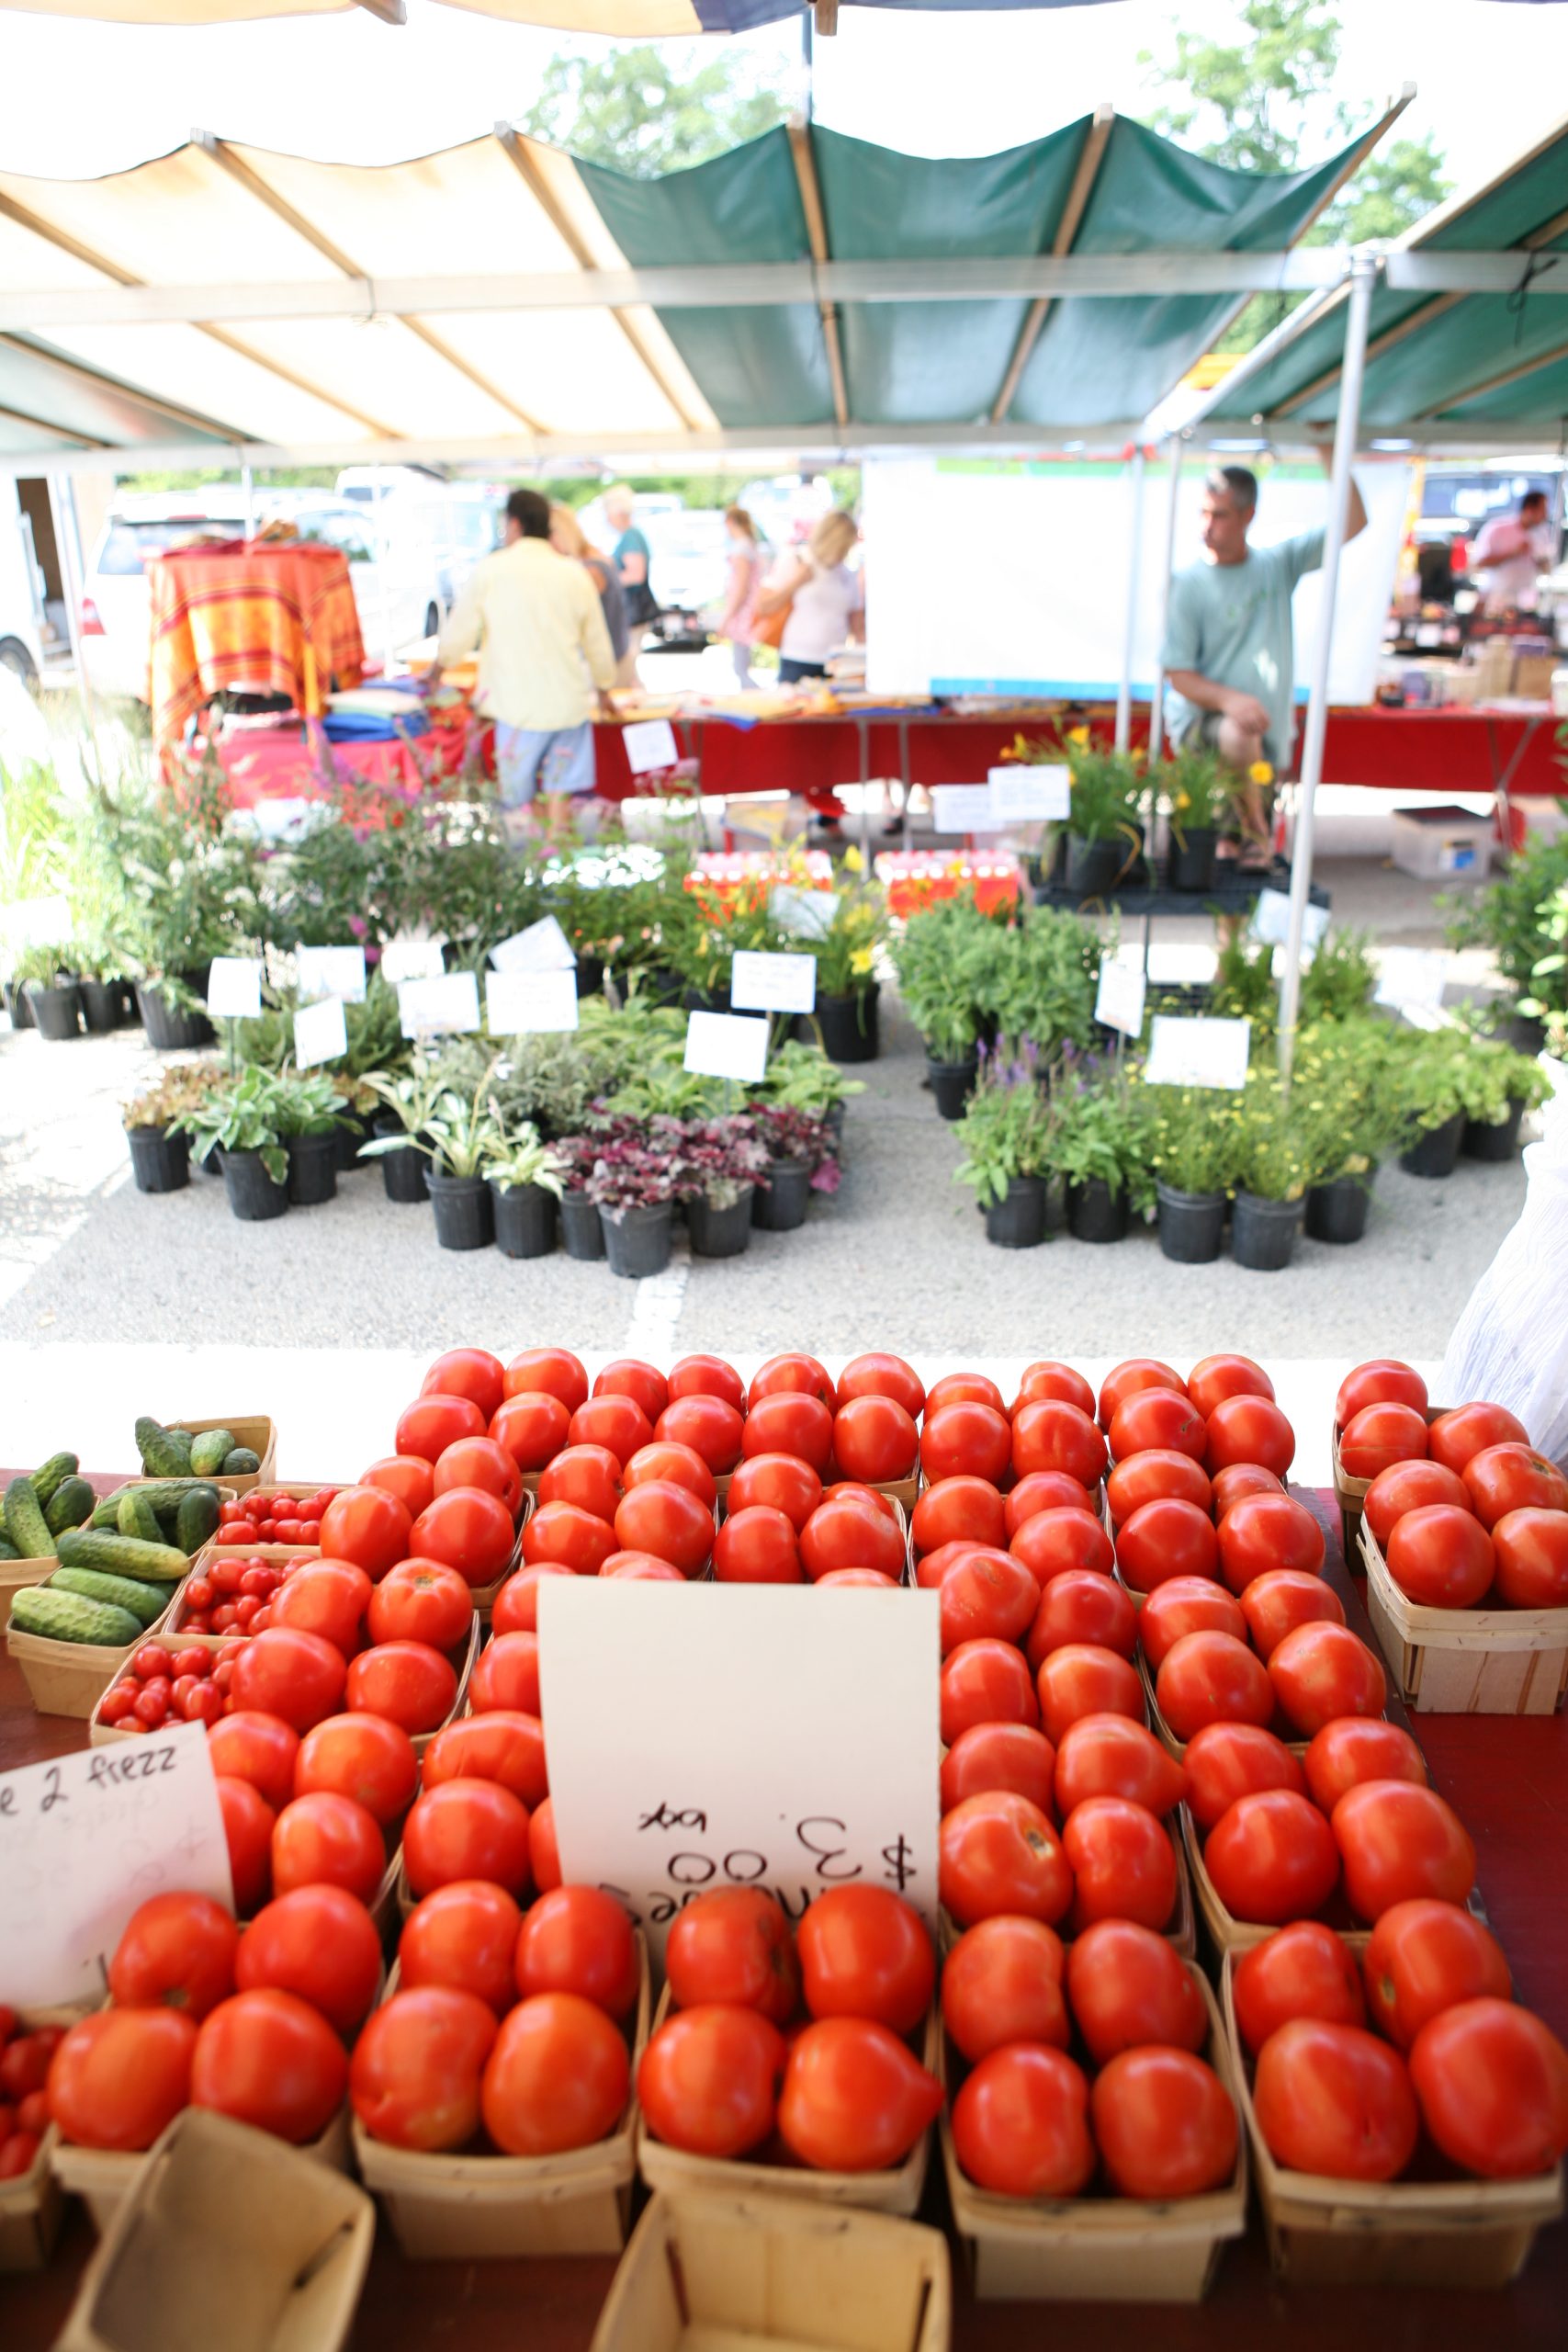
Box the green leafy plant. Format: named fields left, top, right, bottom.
left=480, top=1119, right=568, bottom=1197
left=891, top=891, right=1013, bottom=1060
left=1230, top=1067, right=1314, bottom=1202
left=170, top=1066, right=288, bottom=1188
left=1286, top=1020, right=1405, bottom=1184
left=1443, top=826, right=1568, bottom=1017
left=808, top=879, right=886, bottom=1001
left=357, top=1055, right=452, bottom=1145
left=1045, top=1053, right=1157, bottom=1214
left=9, top=940, right=80, bottom=989
left=1159, top=742, right=1235, bottom=847
left=953, top=1038, right=1054, bottom=1210
left=123, top=1064, right=222, bottom=1133
left=1141, top=1080, right=1244, bottom=1197
left=365, top=1070, right=502, bottom=1180
left=265, top=1069, right=353, bottom=1140
left=761, top=1039, right=865, bottom=1114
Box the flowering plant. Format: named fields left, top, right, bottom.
left=954, top=1037, right=1053, bottom=1209
left=1159, top=743, right=1236, bottom=849
left=753, top=1102, right=840, bottom=1193
left=676, top=1115, right=772, bottom=1209
left=584, top=1116, right=692, bottom=1215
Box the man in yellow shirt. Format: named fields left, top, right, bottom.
left=435, top=488, right=616, bottom=819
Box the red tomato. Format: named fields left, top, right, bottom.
left=536, top=1443, right=622, bottom=1522
left=614, top=1480, right=714, bottom=1574
left=942, top=1639, right=1039, bottom=1742
left=350, top=1984, right=498, bottom=2152
left=1242, top=1570, right=1346, bottom=1661
left=405, top=1779, right=532, bottom=1899
left=1303, top=1718, right=1426, bottom=1815
left=1108, top=1388, right=1207, bottom=1464
left=1428, top=1400, right=1529, bottom=1476
left=622, top=1442, right=716, bottom=1510
left=1011, top=1399, right=1107, bottom=1488
left=207, top=1713, right=299, bottom=1812
left=1024, top=1568, right=1136, bottom=1668
left=1204, top=1789, right=1339, bottom=1926
left=823, top=1481, right=899, bottom=1521
left=489, top=1392, right=571, bottom=1474
left=915, top=1540, right=975, bottom=1591
left=1211, top=1463, right=1286, bottom=1517
left=1106, top=1449, right=1213, bottom=1525
left=1216, top=1493, right=1325, bottom=1596
left=601, top=1554, right=684, bottom=1583
left=1233, top=1921, right=1367, bottom=2055
left=1005, top=1472, right=1094, bottom=1532
left=1184, top=1722, right=1305, bottom=1832
left=1493, top=1507, right=1568, bottom=1608
left=230, top=1628, right=346, bottom=1736
left=800, top=1495, right=904, bottom=1582
left=652, top=1396, right=750, bottom=1480
left=665, top=1888, right=799, bottom=2022
left=46, top=2008, right=196, bottom=2152
left=713, top=1505, right=802, bottom=1586
left=1331, top=1781, right=1475, bottom=1920
left=503, top=1348, right=588, bottom=1415
left=1187, top=1352, right=1274, bottom=1418
left=522, top=1499, right=616, bottom=1577
left=423, top=1712, right=547, bottom=1809
left=920, top=1401, right=1010, bottom=1486
left=345, top=1641, right=458, bottom=1736
left=942, top=1917, right=1067, bottom=2062
left=367, top=1559, right=473, bottom=1653
left=831, top=1395, right=919, bottom=1484
left=1138, top=1578, right=1247, bottom=1669
left=593, top=1357, right=669, bottom=1426
left=751, top=1352, right=838, bottom=1413
left=1062, top=1795, right=1176, bottom=1932
left=932, top=1551, right=1032, bottom=1652
left=940, top=1791, right=1073, bottom=1927
left=797, top=1887, right=934, bottom=2034
left=1036, top=1644, right=1142, bottom=1746
left=1066, top=1919, right=1205, bottom=2064
left=422, top=1348, right=505, bottom=1421
left=271, top=1790, right=385, bottom=1904
left=939, top=1722, right=1056, bottom=1816
left=1337, top=1359, right=1428, bottom=1427
left=817, top=1568, right=898, bottom=1588
left=396, top=1393, right=485, bottom=1464
left=411, top=1487, right=516, bottom=1587
left=913, top=1476, right=1008, bottom=1555
left=515, top=1886, right=638, bottom=2020
left=726, top=1452, right=820, bottom=1530
left=1256, top=2018, right=1417, bottom=2180
left=295, top=1711, right=419, bottom=1824
left=317, top=1487, right=412, bottom=1582
left=1269, top=1622, right=1386, bottom=1736
left=637, top=2005, right=784, bottom=2157
left=1015, top=1360, right=1097, bottom=1418
left=952, top=2044, right=1093, bottom=2197
left=530, top=1795, right=559, bottom=1892
left=1206, top=1395, right=1296, bottom=1478
left=360, top=1455, right=435, bottom=1520
left=108, top=1892, right=238, bottom=2021
left=1364, top=1899, right=1511, bottom=2050
left=838, top=1351, right=926, bottom=1417
left=1410, top=1999, right=1568, bottom=2181
left=433, top=1436, right=524, bottom=1520
left=400, top=1883, right=525, bottom=2013
left=1098, top=1359, right=1186, bottom=1429
left=1362, top=1460, right=1471, bottom=1549
left=1463, top=1444, right=1568, bottom=1532
left=1115, top=1498, right=1218, bottom=1594
left=469, top=1631, right=540, bottom=1718
left=1092, top=2047, right=1237, bottom=2199
left=491, top=1564, right=569, bottom=1634
left=191, top=1986, right=349, bottom=2143
left=269, top=1557, right=372, bottom=1656
left=667, top=1353, right=747, bottom=1413
left=1010, top=1509, right=1115, bottom=1589
left=740, top=1392, right=834, bottom=1474
left=236, top=1885, right=383, bottom=2035
left=1340, top=1403, right=1429, bottom=1482
left=778, top=2017, right=942, bottom=2172
left=483, top=1991, right=629, bottom=2155
left=567, top=1396, right=655, bottom=1469
left=1054, top=1714, right=1186, bottom=1817
left=925, top=1372, right=1005, bottom=1418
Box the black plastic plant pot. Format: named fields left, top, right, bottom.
left=428, top=1170, right=493, bottom=1251
left=1066, top=1176, right=1130, bottom=1244
left=1231, top=1190, right=1304, bottom=1272
left=927, top=1055, right=978, bottom=1121
left=1399, top=1111, right=1465, bottom=1180
left=1066, top=833, right=1130, bottom=898
left=373, top=1115, right=430, bottom=1204
left=559, top=1188, right=606, bottom=1261
left=220, top=1148, right=289, bottom=1223
left=80, top=978, right=124, bottom=1035
left=196, top=1138, right=223, bottom=1180
left=491, top=1179, right=557, bottom=1260
left=804, top=984, right=881, bottom=1065
left=1167, top=828, right=1218, bottom=893
left=575, top=954, right=604, bottom=1000
left=137, top=981, right=214, bottom=1052
left=4, top=978, right=34, bottom=1029
left=333, top=1112, right=373, bottom=1174
left=1508, top=1008, right=1546, bottom=1057
left=1305, top=1173, right=1371, bottom=1245
left=600, top=1201, right=674, bottom=1279
left=985, top=1176, right=1047, bottom=1250
left=753, top=1158, right=812, bottom=1232
left=26, top=980, right=83, bottom=1041
left=687, top=1188, right=755, bottom=1259
left=1462, top=1096, right=1526, bottom=1162
left=126, top=1122, right=189, bottom=1195
left=1156, top=1182, right=1226, bottom=1264
left=287, top=1132, right=339, bottom=1207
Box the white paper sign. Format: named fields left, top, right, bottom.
left=730, top=949, right=817, bottom=1015
left=398, top=969, right=481, bottom=1039
left=622, top=718, right=680, bottom=775
left=491, top=915, right=577, bottom=975
left=294, top=995, right=348, bottom=1068
left=206, top=956, right=263, bottom=1019
left=988, top=764, right=1071, bottom=822
left=379, top=937, right=447, bottom=984
left=1145, top=1014, right=1253, bottom=1091
left=1096, top=958, right=1147, bottom=1036
left=248, top=796, right=311, bottom=842
left=772, top=887, right=840, bottom=940
left=1375, top=948, right=1450, bottom=1012
left=1146, top=944, right=1219, bottom=987
left=0, top=894, right=72, bottom=945
left=931, top=785, right=998, bottom=834
left=296, top=944, right=367, bottom=1004
left=684, top=1010, right=771, bottom=1083
left=1250, top=889, right=1330, bottom=951
left=539, top=1581, right=940, bottom=1958
left=487, top=967, right=579, bottom=1035
left=0, top=1724, right=232, bottom=2008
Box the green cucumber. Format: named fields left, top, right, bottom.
left=56, top=1528, right=188, bottom=1584
left=31, top=1452, right=80, bottom=1509
left=0, top=1535, right=18, bottom=1561
left=92, top=1477, right=220, bottom=1531
left=134, top=1418, right=192, bottom=1478
left=44, top=1476, right=96, bottom=1536
left=118, top=1491, right=164, bottom=1545
left=10, top=1585, right=142, bottom=1647
left=175, top=1487, right=220, bottom=1556
left=188, top=1428, right=234, bottom=1476
left=222, top=1447, right=261, bottom=1476
left=50, top=1567, right=168, bottom=1628
left=4, top=1477, right=54, bottom=1562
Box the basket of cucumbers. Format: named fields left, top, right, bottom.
left=132, top=1413, right=276, bottom=1494
left=0, top=1453, right=99, bottom=1602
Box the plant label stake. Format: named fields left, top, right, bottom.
left=730, top=950, right=818, bottom=1016
left=772, top=887, right=840, bottom=940
left=1374, top=947, right=1449, bottom=1013
left=296, top=945, right=367, bottom=1004
left=396, top=971, right=481, bottom=1041
left=1251, top=889, right=1328, bottom=952
left=622, top=718, right=680, bottom=775
left=491, top=915, right=577, bottom=975
left=988, top=765, right=1070, bottom=824
left=683, top=1011, right=771, bottom=1085
left=1096, top=956, right=1146, bottom=1039
left=295, top=996, right=348, bottom=1069
left=206, top=956, right=263, bottom=1021
left=380, top=938, right=447, bottom=985
left=485, top=967, right=579, bottom=1035
left=931, top=785, right=998, bottom=836
left=1145, top=1015, right=1252, bottom=1091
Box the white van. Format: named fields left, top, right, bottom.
left=0, top=483, right=50, bottom=690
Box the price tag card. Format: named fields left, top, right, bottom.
left=772, top=887, right=839, bottom=940
left=0, top=1724, right=232, bottom=2008
left=294, top=995, right=347, bottom=1069
left=931, top=785, right=998, bottom=834
left=491, top=915, right=577, bottom=975
left=1145, top=1014, right=1252, bottom=1091
left=987, top=764, right=1071, bottom=823
left=684, top=1010, right=771, bottom=1084
left=1096, top=957, right=1147, bottom=1036
left=1249, top=889, right=1329, bottom=950
left=379, top=937, right=446, bottom=985
left=539, top=1581, right=940, bottom=1957
left=296, top=944, right=367, bottom=1004
left=623, top=718, right=680, bottom=775
left=487, top=967, right=579, bottom=1035
left=730, top=949, right=817, bottom=1016
left=397, top=970, right=481, bottom=1040
left=206, top=956, right=263, bottom=1019
left=1374, top=947, right=1449, bottom=1012
left=1145, top=943, right=1218, bottom=987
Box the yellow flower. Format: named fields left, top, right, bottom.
left=1174, top=790, right=1192, bottom=811
left=842, top=845, right=865, bottom=875
left=1248, top=760, right=1274, bottom=786
left=850, top=946, right=874, bottom=975
left=1067, top=725, right=1090, bottom=747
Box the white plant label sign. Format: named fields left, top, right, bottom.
left=1145, top=1014, right=1252, bottom=1091
left=730, top=950, right=817, bottom=1015
left=379, top=938, right=446, bottom=984
left=491, top=916, right=577, bottom=975
left=397, top=970, right=481, bottom=1040
left=1250, top=889, right=1329, bottom=951
left=294, top=996, right=348, bottom=1068
left=296, top=944, right=367, bottom=1004
left=486, top=968, right=579, bottom=1035
left=931, top=785, right=998, bottom=833
left=772, top=888, right=840, bottom=940
left=1375, top=948, right=1449, bottom=1012
left=684, top=1011, right=770, bottom=1083
left=623, top=718, right=680, bottom=775
left=1095, top=958, right=1147, bottom=1037
left=206, top=956, right=263, bottom=1019
left=988, top=765, right=1070, bottom=822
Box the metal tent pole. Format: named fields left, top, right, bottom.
left=1145, top=435, right=1185, bottom=764
left=1278, top=251, right=1378, bottom=1086
left=1114, top=444, right=1146, bottom=753
left=242, top=461, right=255, bottom=538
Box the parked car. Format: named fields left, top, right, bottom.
left=0, top=483, right=48, bottom=690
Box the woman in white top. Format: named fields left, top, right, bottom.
left=715, top=504, right=766, bottom=689
left=760, top=510, right=864, bottom=686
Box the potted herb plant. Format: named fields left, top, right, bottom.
left=751, top=1102, right=836, bottom=1233
left=268, top=1069, right=352, bottom=1207
left=1293, top=1021, right=1400, bottom=1245
left=1160, top=743, right=1234, bottom=894
left=550, top=1129, right=613, bottom=1261
left=1145, top=1082, right=1242, bottom=1264
left=1059, top=734, right=1144, bottom=899
left=679, top=1115, right=771, bottom=1258
left=482, top=1121, right=566, bottom=1260
left=173, top=1067, right=290, bottom=1222
left=413, top=1085, right=501, bottom=1251
left=587, top=1119, right=689, bottom=1277
left=1392, top=1030, right=1475, bottom=1180
left=954, top=1038, right=1053, bottom=1249
left=12, top=942, right=83, bottom=1041
left=75, top=949, right=128, bottom=1035
left=121, top=1066, right=214, bottom=1193
left=891, top=895, right=1000, bottom=1116
left=1046, top=1056, right=1156, bottom=1243
left=797, top=882, right=886, bottom=1064
left=1458, top=1036, right=1551, bottom=1161
left=358, top=1059, right=448, bottom=1204
left=1229, top=1072, right=1310, bottom=1272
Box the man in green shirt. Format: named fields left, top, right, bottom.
left=1162, top=455, right=1366, bottom=862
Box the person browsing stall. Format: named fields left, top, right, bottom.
left=1472, top=491, right=1553, bottom=616
left=604, top=483, right=656, bottom=688
left=758, top=510, right=864, bottom=686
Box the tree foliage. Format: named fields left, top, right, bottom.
left=516, top=43, right=789, bottom=177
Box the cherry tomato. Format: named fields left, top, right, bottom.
left=230, top=1628, right=346, bottom=1736
left=1004, top=1472, right=1094, bottom=1532
left=920, top=1401, right=1010, bottom=1486
left=1115, top=1498, right=1218, bottom=1594
left=613, top=1480, right=714, bottom=1575
left=800, top=1494, right=905, bottom=1581
left=1054, top=1714, right=1186, bottom=1817
left=317, top=1487, right=412, bottom=1581
left=1340, top=1402, right=1430, bottom=1482
left=1138, top=1577, right=1247, bottom=1669
left=796, top=1886, right=933, bottom=2034
left=1337, top=1360, right=1428, bottom=1427
left=1303, top=1717, right=1426, bottom=1815
left=1024, top=1568, right=1136, bottom=1668
left=1255, top=2018, right=1417, bottom=2180
left=405, top=1779, right=532, bottom=1899
left=489, top=1392, right=571, bottom=1473
left=1427, top=1400, right=1529, bottom=1476
left=1242, top=1569, right=1346, bottom=1661
left=1211, top=1463, right=1287, bottom=1517
left=1408, top=1999, right=1568, bottom=2179
left=396, top=1392, right=485, bottom=1465
left=208, top=1712, right=299, bottom=1812
left=778, top=2016, right=943, bottom=2172
left=367, top=1558, right=473, bottom=1653
left=491, top=1563, right=570, bottom=1634
left=1362, top=1459, right=1471, bottom=1549
left=1015, top=1360, right=1097, bottom=1418
left=622, top=1441, right=716, bottom=1510
left=295, top=1710, right=418, bottom=1823
left=1363, top=1899, right=1511, bottom=2050
left=351, top=1984, right=498, bottom=2151
left=1492, top=1507, right=1568, bottom=1608
left=726, top=1452, right=821, bottom=1530
left=1109, top=1389, right=1207, bottom=1464
left=1106, top=1448, right=1213, bottom=1526
left=236, top=1884, right=383, bottom=2035
left=45, top=2008, right=196, bottom=2152
left=1233, top=1921, right=1367, bottom=2054
left=1011, top=1399, right=1107, bottom=1489
left=1269, top=1621, right=1386, bottom=1736
left=952, top=2043, right=1093, bottom=2197
left=1010, top=1509, right=1114, bottom=1588
left=1036, top=1644, right=1142, bottom=1745
left=422, top=1348, right=505, bottom=1420
left=503, top=1348, right=588, bottom=1415
left=108, top=1892, right=238, bottom=2022
left=939, top=1720, right=1057, bottom=1816
left=637, top=2005, right=784, bottom=2156
left=1331, top=1780, right=1474, bottom=1920
left=1066, top=1918, right=1205, bottom=2064
left=1204, top=1789, right=1339, bottom=1926
left=1092, top=2047, right=1237, bottom=2199
left=942, top=1917, right=1067, bottom=2062
left=837, top=1352, right=925, bottom=1417
left=940, top=1791, right=1072, bottom=1927
left=399, top=1883, right=525, bottom=2013
left=942, top=1638, right=1039, bottom=1741
left=1098, top=1359, right=1186, bottom=1429
left=1184, top=1722, right=1305, bottom=1832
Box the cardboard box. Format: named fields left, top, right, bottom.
left=1360, top=1521, right=1568, bottom=1716
left=53, top=2108, right=373, bottom=2352
left=167, top=1416, right=277, bottom=1495
left=941, top=1968, right=1247, bottom=2302
left=591, top=2189, right=953, bottom=2352
left=54, top=2100, right=354, bottom=2239
left=1390, top=806, right=1493, bottom=885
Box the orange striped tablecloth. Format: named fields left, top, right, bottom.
left=147, top=538, right=365, bottom=742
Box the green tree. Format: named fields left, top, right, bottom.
left=516, top=44, right=789, bottom=177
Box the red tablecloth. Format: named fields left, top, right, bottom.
left=217, top=725, right=425, bottom=809
left=146, top=538, right=365, bottom=744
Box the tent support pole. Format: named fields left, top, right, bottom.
left=1146, top=434, right=1184, bottom=765
left=1278, top=250, right=1377, bottom=1088
left=1114, top=445, right=1145, bottom=754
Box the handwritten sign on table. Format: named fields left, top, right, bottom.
left=623, top=718, right=680, bottom=775
left=487, top=967, right=579, bottom=1035
left=539, top=1580, right=941, bottom=1957
left=0, top=1724, right=232, bottom=2008
left=294, top=995, right=348, bottom=1069
left=730, top=950, right=817, bottom=1016
left=684, top=1010, right=771, bottom=1083
left=296, top=944, right=367, bottom=1004
left=397, top=970, right=481, bottom=1040
left=1144, top=1014, right=1252, bottom=1091
left=206, top=956, right=264, bottom=1019
left=491, top=915, right=577, bottom=975
left=988, top=765, right=1071, bottom=823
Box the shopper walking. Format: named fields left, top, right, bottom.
left=1472, top=491, right=1553, bottom=615
left=715, top=505, right=767, bottom=689
left=758, top=509, right=863, bottom=687
left=550, top=502, right=629, bottom=670
left=604, top=483, right=656, bottom=690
